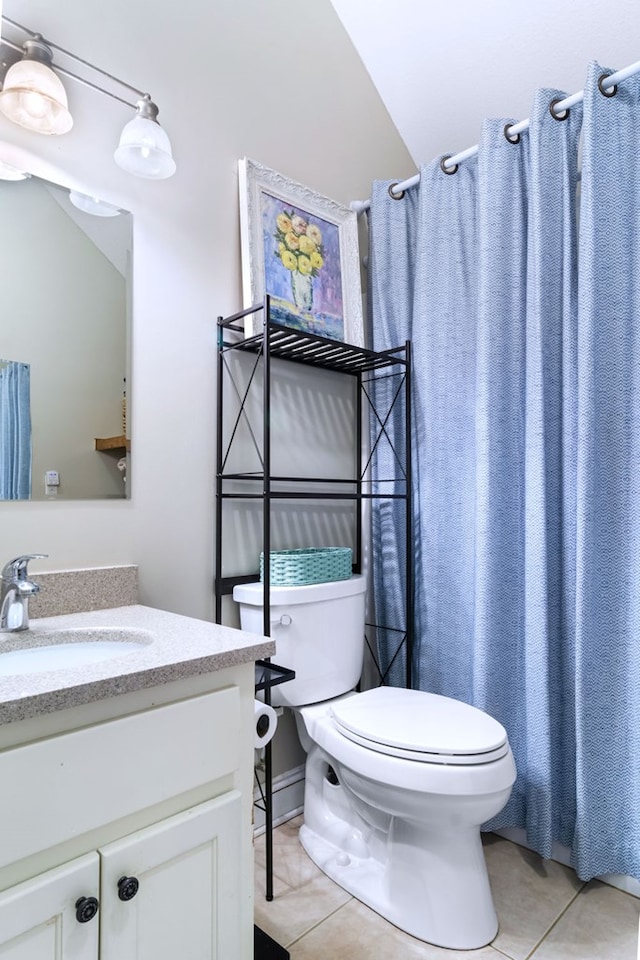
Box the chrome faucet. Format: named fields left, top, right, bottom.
left=0, top=555, right=47, bottom=632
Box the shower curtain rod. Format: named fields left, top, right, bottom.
left=350, top=58, right=640, bottom=214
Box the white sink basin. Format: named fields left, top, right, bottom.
left=0, top=628, right=152, bottom=677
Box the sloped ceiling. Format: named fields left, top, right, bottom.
left=330, top=0, right=640, bottom=172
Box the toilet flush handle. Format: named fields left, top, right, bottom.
left=270, top=614, right=292, bottom=627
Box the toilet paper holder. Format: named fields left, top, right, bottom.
left=254, top=699, right=278, bottom=748
left=254, top=659, right=295, bottom=694
left=256, top=712, right=272, bottom=740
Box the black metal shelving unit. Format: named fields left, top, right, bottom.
left=215, top=296, right=412, bottom=901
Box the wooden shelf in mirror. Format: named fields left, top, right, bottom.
left=95, top=435, right=130, bottom=452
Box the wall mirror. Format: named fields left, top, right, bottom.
left=0, top=173, right=132, bottom=500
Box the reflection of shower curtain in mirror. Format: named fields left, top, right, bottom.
left=0, top=361, right=32, bottom=500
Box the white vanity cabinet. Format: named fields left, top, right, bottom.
left=0, top=794, right=241, bottom=959
left=99, top=791, right=242, bottom=960
left=0, top=853, right=99, bottom=959
left=0, top=791, right=241, bottom=960
left=0, top=660, right=258, bottom=960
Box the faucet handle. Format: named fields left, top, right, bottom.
left=2, top=555, right=48, bottom=581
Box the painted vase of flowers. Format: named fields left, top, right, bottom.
left=274, top=210, right=324, bottom=314
left=290, top=270, right=313, bottom=312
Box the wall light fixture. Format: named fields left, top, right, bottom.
left=0, top=16, right=176, bottom=179
left=0, top=157, right=28, bottom=180
left=0, top=35, right=72, bottom=134
left=69, top=190, right=122, bottom=217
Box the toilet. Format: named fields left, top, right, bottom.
left=234, top=574, right=516, bottom=950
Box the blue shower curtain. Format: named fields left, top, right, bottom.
left=0, top=362, right=32, bottom=500
left=573, top=62, right=640, bottom=880
left=368, top=62, right=640, bottom=880
left=369, top=158, right=479, bottom=693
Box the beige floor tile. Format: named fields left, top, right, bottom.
left=255, top=841, right=351, bottom=949
left=255, top=815, right=323, bottom=889
left=258, top=820, right=635, bottom=960
left=483, top=834, right=585, bottom=960
left=529, top=880, right=640, bottom=960
left=289, top=899, right=506, bottom=960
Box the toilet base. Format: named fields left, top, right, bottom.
left=299, top=818, right=499, bottom=950
left=293, top=701, right=513, bottom=949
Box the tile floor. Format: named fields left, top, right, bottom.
left=255, top=817, right=640, bottom=959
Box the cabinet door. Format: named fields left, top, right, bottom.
left=99, top=791, right=243, bottom=960
left=0, top=853, right=99, bottom=960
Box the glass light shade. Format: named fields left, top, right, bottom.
left=69, top=190, right=121, bottom=217
left=0, top=159, right=29, bottom=181
left=114, top=115, right=176, bottom=180
left=0, top=59, right=73, bottom=135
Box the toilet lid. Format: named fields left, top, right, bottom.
left=330, top=688, right=509, bottom=765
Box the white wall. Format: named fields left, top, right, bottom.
left=330, top=0, right=640, bottom=169
left=0, top=0, right=414, bottom=618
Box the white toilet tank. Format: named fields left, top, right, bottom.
left=233, top=575, right=367, bottom=707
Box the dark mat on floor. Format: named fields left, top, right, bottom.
left=254, top=924, right=290, bottom=959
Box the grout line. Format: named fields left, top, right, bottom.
left=491, top=946, right=520, bottom=959
left=256, top=819, right=355, bottom=950
left=284, top=896, right=355, bottom=950
left=522, top=881, right=588, bottom=960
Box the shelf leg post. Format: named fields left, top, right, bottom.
left=262, top=295, right=274, bottom=902
left=405, top=340, right=413, bottom=690
left=215, top=316, right=224, bottom=624
left=356, top=372, right=363, bottom=575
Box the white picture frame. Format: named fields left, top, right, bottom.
left=238, top=157, right=364, bottom=346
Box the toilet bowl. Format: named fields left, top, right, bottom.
left=234, top=576, right=516, bottom=950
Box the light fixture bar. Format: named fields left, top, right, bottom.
left=1, top=16, right=145, bottom=107
left=44, top=62, right=137, bottom=108
left=19, top=26, right=146, bottom=97
left=1, top=35, right=134, bottom=108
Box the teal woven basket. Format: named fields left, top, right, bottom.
left=260, top=547, right=352, bottom=586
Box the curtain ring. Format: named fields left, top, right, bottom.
left=503, top=123, right=521, bottom=144
left=388, top=182, right=405, bottom=200
left=598, top=72, right=618, bottom=98
left=549, top=97, right=570, bottom=121
left=440, top=155, right=458, bottom=176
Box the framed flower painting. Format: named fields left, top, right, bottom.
left=238, top=158, right=364, bottom=346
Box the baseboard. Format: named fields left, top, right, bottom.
left=494, top=826, right=640, bottom=899
left=254, top=765, right=305, bottom=837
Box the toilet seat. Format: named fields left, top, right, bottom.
left=330, top=688, right=509, bottom=766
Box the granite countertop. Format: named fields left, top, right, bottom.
left=0, top=605, right=274, bottom=724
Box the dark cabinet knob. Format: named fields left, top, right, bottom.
left=75, top=896, right=99, bottom=923
left=117, top=875, right=139, bottom=901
